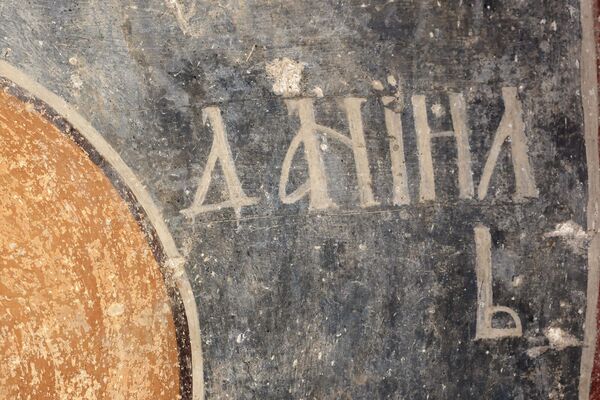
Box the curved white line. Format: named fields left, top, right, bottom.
left=0, top=60, right=205, bottom=400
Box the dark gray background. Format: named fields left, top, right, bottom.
left=0, top=1, right=589, bottom=398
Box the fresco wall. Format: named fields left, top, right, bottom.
left=0, top=1, right=599, bottom=399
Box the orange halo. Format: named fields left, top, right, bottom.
left=0, top=89, right=181, bottom=398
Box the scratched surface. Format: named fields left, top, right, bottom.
left=0, top=1, right=592, bottom=399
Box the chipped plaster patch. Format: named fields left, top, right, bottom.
left=371, top=80, right=384, bottom=91
left=107, top=303, right=125, bottom=317
left=544, top=220, right=589, bottom=255
left=386, top=75, right=397, bottom=86
left=265, top=58, right=304, bottom=97
left=71, top=74, right=83, bottom=90
left=527, top=327, right=581, bottom=358
left=526, top=346, right=549, bottom=358
left=545, top=327, right=580, bottom=351
left=378, top=74, right=405, bottom=113
left=431, top=103, right=446, bottom=118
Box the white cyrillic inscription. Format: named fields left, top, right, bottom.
left=182, top=86, right=539, bottom=216
left=474, top=224, right=523, bottom=339
left=477, top=87, right=539, bottom=201
left=279, top=98, right=378, bottom=209
left=412, top=93, right=475, bottom=201
left=181, top=107, right=258, bottom=219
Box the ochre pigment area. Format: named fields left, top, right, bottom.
left=0, top=89, right=180, bottom=399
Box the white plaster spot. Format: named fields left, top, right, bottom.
left=545, top=327, right=580, bottom=351
left=266, top=58, right=304, bottom=97
left=312, top=86, right=324, bottom=98
left=68, top=57, right=78, bottom=66
left=371, top=80, right=384, bottom=91
left=382, top=75, right=405, bottom=112
left=559, top=300, right=568, bottom=308
left=106, top=303, right=125, bottom=317
left=512, top=275, right=524, bottom=287
left=236, top=332, right=245, bottom=343
left=544, top=220, right=588, bottom=254
left=431, top=103, right=446, bottom=118
left=526, top=346, right=549, bottom=358
left=165, top=257, right=186, bottom=278
left=70, top=74, right=83, bottom=90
